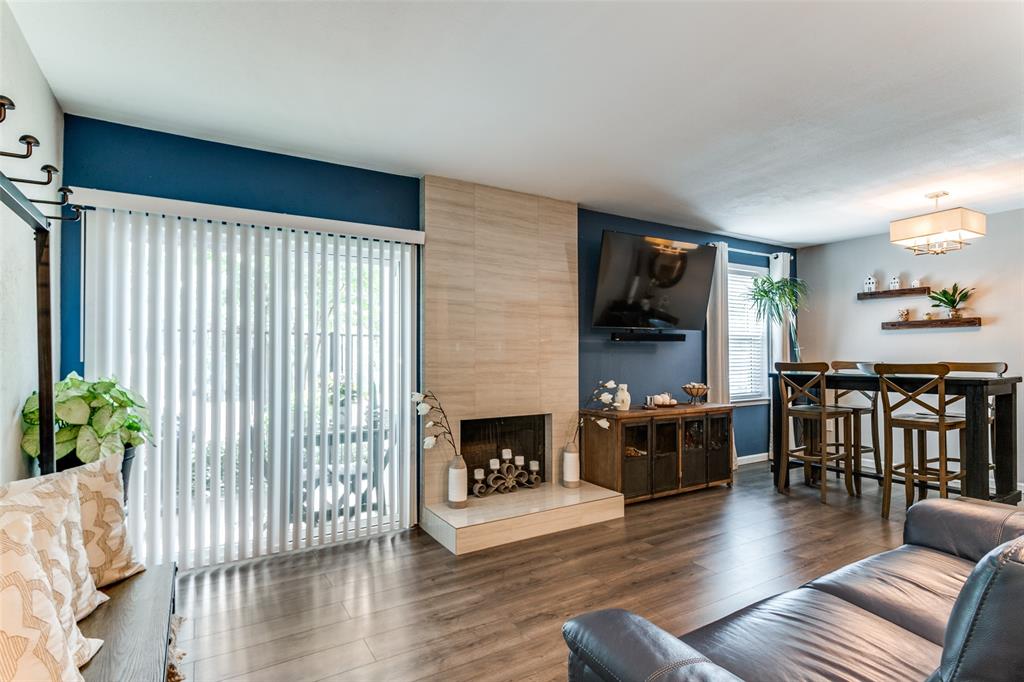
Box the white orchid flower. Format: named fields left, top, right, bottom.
left=595, top=418, right=610, bottom=429
left=425, top=420, right=435, bottom=428
left=598, top=392, right=613, bottom=404
left=416, top=402, right=432, bottom=416
left=411, top=392, right=425, bottom=403
left=423, top=435, right=436, bottom=449
left=604, top=380, right=616, bottom=388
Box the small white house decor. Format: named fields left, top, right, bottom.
left=614, top=384, right=631, bottom=411
left=412, top=390, right=468, bottom=509
left=888, top=275, right=902, bottom=290
left=863, top=275, right=877, bottom=292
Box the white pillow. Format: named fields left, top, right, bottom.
left=0, top=510, right=83, bottom=682
left=7, top=451, right=144, bottom=588
left=0, top=477, right=102, bottom=668
left=3, top=471, right=109, bottom=620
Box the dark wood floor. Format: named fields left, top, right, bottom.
left=175, top=463, right=909, bottom=681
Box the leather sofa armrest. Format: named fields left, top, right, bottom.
left=904, top=498, right=1024, bottom=563
left=562, top=609, right=742, bottom=682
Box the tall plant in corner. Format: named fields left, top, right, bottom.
left=748, top=275, right=808, bottom=361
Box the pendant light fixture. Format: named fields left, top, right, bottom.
left=890, top=191, right=986, bottom=256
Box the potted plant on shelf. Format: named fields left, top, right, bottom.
left=928, top=283, right=974, bottom=319
left=20, top=372, right=153, bottom=492
left=748, top=275, right=809, bottom=360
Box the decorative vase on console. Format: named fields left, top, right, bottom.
left=412, top=390, right=467, bottom=509
left=614, top=384, right=631, bottom=411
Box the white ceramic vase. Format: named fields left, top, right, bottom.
left=615, top=384, right=631, bottom=411
left=562, top=442, right=580, bottom=488
left=447, top=454, right=468, bottom=509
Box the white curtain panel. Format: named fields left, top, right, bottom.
left=768, top=252, right=793, bottom=367
left=768, top=251, right=793, bottom=456
left=705, top=241, right=737, bottom=468
left=83, top=208, right=418, bottom=569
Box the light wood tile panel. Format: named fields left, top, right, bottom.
left=422, top=176, right=579, bottom=505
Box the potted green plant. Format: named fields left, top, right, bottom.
left=20, top=372, right=153, bottom=491
left=928, top=283, right=974, bottom=319
left=748, top=275, right=809, bottom=360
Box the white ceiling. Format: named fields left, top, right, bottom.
left=9, top=1, right=1024, bottom=247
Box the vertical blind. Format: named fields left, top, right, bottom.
left=84, top=208, right=417, bottom=569
left=727, top=265, right=769, bottom=401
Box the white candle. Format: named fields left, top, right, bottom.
left=473, top=468, right=484, bottom=480
left=514, top=455, right=524, bottom=466
left=501, top=448, right=512, bottom=460
left=529, top=460, right=540, bottom=471
left=489, top=458, right=499, bottom=470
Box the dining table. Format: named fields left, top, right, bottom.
left=770, top=370, right=1022, bottom=505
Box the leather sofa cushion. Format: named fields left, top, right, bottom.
left=681, top=588, right=941, bottom=682
left=806, top=544, right=974, bottom=645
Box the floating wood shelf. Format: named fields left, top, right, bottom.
left=881, top=317, right=981, bottom=330
left=857, top=286, right=931, bottom=300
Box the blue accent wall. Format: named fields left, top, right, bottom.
left=60, top=115, right=420, bottom=377
left=578, top=208, right=795, bottom=457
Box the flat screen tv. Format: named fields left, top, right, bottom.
left=592, top=231, right=717, bottom=331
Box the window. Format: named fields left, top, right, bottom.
left=728, top=264, right=770, bottom=401
left=83, top=207, right=418, bottom=569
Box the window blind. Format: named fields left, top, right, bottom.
left=83, top=208, right=417, bottom=569
left=727, top=265, right=769, bottom=401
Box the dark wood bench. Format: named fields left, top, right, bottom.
left=78, top=563, right=178, bottom=682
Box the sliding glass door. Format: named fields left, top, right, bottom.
left=83, top=208, right=417, bottom=569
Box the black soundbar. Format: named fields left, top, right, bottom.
left=609, top=331, right=687, bottom=342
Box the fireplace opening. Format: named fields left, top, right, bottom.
left=460, top=414, right=549, bottom=493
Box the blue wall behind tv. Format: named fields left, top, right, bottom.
left=59, top=114, right=420, bottom=377
left=578, top=208, right=795, bottom=457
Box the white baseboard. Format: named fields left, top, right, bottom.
left=737, top=452, right=769, bottom=464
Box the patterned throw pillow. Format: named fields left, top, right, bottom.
left=0, top=510, right=83, bottom=682
left=0, top=478, right=102, bottom=668
left=7, top=452, right=144, bottom=589
left=73, top=452, right=145, bottom=587
left=3, top=472, right=108, bottom=621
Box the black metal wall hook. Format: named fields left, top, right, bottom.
left=31, top=185, right=73, bottom=206
left=0, top=95, right=14, bottom=123
left=0, top=134, right=39, bottom=159
left=44, top=204, right=82, bottom=222
left=10, top=164, right=59, bottom=186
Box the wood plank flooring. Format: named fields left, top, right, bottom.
left=175, top=464, right=909, bottom=681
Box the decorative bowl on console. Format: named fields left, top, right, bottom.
left=682, top=383, right=709, bottom=403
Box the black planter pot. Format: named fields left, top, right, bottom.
left=56, top=446, right=135, bottom=504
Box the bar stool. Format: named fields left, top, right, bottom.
left=876, top=363, right=967, bottom=519
left=829, top=360, right=882, bottom=494
left=926, top=362, right=1006, bottom=475
left=776, top=362, right=856, bottom=504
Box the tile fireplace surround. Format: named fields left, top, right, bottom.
left=421, top=176, right=623, bottom=554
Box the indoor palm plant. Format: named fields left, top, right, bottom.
left=748, top=274, right=808, bottom=361
left=20, top=372, right=153, bottom=487
left=928, top=283, right=974, bottom=319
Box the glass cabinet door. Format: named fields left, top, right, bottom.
left=681, top=417, right=707, bottom=488
left=621, top=422, right=651, bottom=499
left=652, top=419, right=680, bottom=494
left=706, top=414, right=732, bottom=483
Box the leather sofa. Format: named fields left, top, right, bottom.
left=562, top=498, right=1024, bottom=681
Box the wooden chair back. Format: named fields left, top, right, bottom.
left=776, top=362, right=830, bottom=415
left=830, top=360, right=880, bottom=403
left=939, top=361, right=1008, bottom=376
left=874, top=362, right=956, bottom=424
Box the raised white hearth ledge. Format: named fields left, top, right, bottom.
left=421, top=481, right=624, bottom=555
